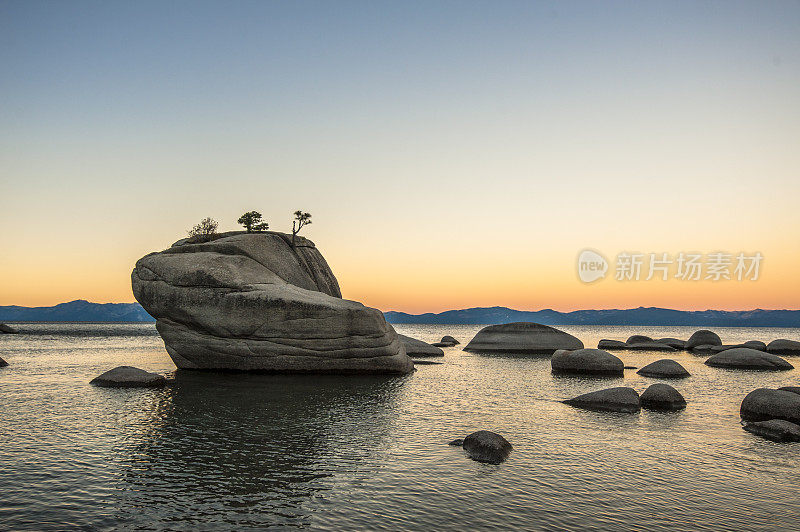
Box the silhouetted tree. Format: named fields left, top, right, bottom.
left=291, top=210, right=312, bottom=245
left=188, top=217, right=218, bottom=237
left=238, top=211, right=266, bottom=233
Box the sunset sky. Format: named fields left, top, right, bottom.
left=1, top=1, right=798, bottom=313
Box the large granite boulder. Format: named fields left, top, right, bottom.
left=132, top=231, right=413, bottom=374
left=686, top=330, right=722, bottom=350
left=0, top=323, right=18, bottom=334
left=563, top=387, right=641, bottom=413
left=451, top=431, right=513, bottom=464
left=637, top=359, right=690, bottom=378
left=464, top=322, right=583, bottom=354
left=740, top=388, right=800, bottom=423
left=597, top=339, right=627, bottom=350
left=640, top=383, right=686, bottom=410
left=398, top=334, right=444, bottom=357
left=90, top=366, right=166, bottom=388
left=705, top=348, right=793, bottom=371
left=551, top=348, right=624, bottom=376
left=743, top=419, right=800, bottom=442
left=767, top=339, right=800, bottom=356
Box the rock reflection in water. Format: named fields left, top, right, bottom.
left=114, top=371, right=409, bottom=529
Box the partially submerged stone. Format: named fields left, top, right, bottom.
left=705, top=348, right=793, bottom=371
left=0, top=356, right=7, bottom=367
left=767, top=339, right=800, bottom=356
left=597, top=339, right=627, bottom=350
left=551, top=348, right=624, bottom=376
left=637, top=359, right=690, bottom=378
left=626, top=335, right=654, bottom=345
left=623, top=342, right=677, bottom=352
left=90, top=366, right=166, bottom=388
left=640, top=383, right=686, bottom=410
left=656, top=338, right=687, bottom=350
left=563, top=387, right=641, bottom=413
left=778, top=386, right=800, bottom=395
left=686, top=330, right=722, bottom=350
left=439, top=335, right=459, bottom=346
left=743, top=419, right=800, bottom=442
left=456, top=431, right=513, bottom=464
left=740, top=388, right=800, bottom=424
left=398, top=334, right=445, bottom=357
left=464, top=322, right=583, bottom=354
left=0, top=323, right=18, bottom=334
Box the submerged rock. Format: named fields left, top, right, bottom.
left=398, top=335, right=445, bottom=357
left=690, top=344, right=718, bottom=355
left=623, top=342, right=677, bottom=352
left=743, top=340, right=768, bottom=351
left=686, top=330, right=722, bottom=350
left=551, top=348, right=624, bottom=376
left=740, top=388, right=800, bottom=423
left=0, top=356, right=7, bottom=367
left=640, top=383, right=686, bottom=410
left=0, top=323, right=18, bottom=334
left=626, top=335, right=654, bottom=345
left=743, top=419, right=800, bottom=442
left=563, top=387, right=640, bottom=413
left=766, top=339, right=800, bottom=356
left=459, top=431, right=513, bottom=464
left=90, top=366, right=166, bottom=388
left=132, top=232, right=412, bottom=374
left=637, top=359, right=690, bottom=378
left=597, top=339, right=627, bottom=350
left=412, top=360, right=442, bottom=365
left=439, top=335, right=459, bottom=346
left=705, top=348, right=793, bottom=371
left=463, top=322, right=583, bottom=354
left=656, top=338, right=687, bottom=350
left=778, top=386, right=800, bottom=395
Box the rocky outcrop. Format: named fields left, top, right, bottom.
left=451, top=431, right=513, bottom=464
left=464, top=322, right=583, bottom=354
left=626, top=335, right=654, bottom=345
left=563, top=387, right=641, bottom=413
left=705, top=348, right=793, bottom=371
left=640, top=383, right=686, bottom=410
left=597, top=339, right=627, bottom=350
left=766, top=339, right=800, bottom=356
left=743, top=419, right=800, bottom=442
left=686, top=330, right=722, bottom=350
left=398, top=334, right=445, bottom=357
left=656, top=338, right=687, bottom=350
left=637, top=359, right=690, bottom=378
left=740, top=388, right=800, bottom=423
left=132, top=232, right=412, bottom=374
left=90, top=366, right=167, bottom=388
left=551, top=349, right=624, bottom=376
left=0, top=323, right=18, bottom=334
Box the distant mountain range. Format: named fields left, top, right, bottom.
left=384, top=306, right=800, bottom=328
left=2, top=301, right=799, bottom=328
left=0, top=300, right=154, bottom=322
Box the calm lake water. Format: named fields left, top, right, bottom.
left=1, top=322, right=799, bottom=531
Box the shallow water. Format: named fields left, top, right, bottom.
left=1, top=323, right=799, bottom=531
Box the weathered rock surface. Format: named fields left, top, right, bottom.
left=743, top=419, right=800, bottom=442
left=626, top=335, right=654, bottom=345
left=398, top=334, right=445, bottom=357
left=563, top=387, right=641, bottom=413
left=551, top=349, right=624, bottom=376
left=459, top=431, right=513, bottom=464
left=463, top=322, right=583, bottom=354
left=90, top=366, right=166, bottom=388
left=0, top=323, right=18, bottom=334
left=705, top=348, right=793, bottom=371
left=132, top=231, right=413, bottom=374
left=637, top=359, right=690, bottom=378
left=740, top=388, right=800, bottom=423
left=656, top=338, right=687, bottom=350
left=686, top=330, right=722, bottom=350
left=597, top=339, right=627, bottom=350
left=767, top=339, right=800, bottom=356
left=778, top=386, right=800, bottom=395
left=640, top=383, right=686, bottom=410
